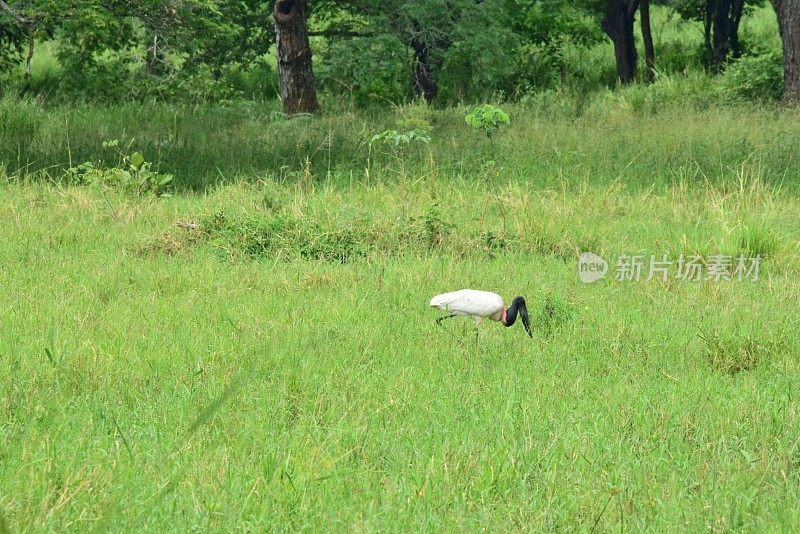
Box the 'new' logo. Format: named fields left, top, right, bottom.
left=578, top=252, right=608, bottom=284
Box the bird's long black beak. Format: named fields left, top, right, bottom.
left=520, top=304, right=533, bottom=338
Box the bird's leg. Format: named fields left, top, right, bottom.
left=436, top=314, right=456, bottom=326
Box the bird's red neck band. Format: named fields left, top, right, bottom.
left=501, top=307, right=507, bottom=325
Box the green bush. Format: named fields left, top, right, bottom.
left=465, top=104, right=510, bottom=137
left=719, top=52, right=784, bottom=102
left=65, top=140, right=173, bottom=197
left=315, top=35, right=411, bottom=106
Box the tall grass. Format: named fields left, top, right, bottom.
left=1, top=6, right=799, bottom=522
left=1, top=170, right=799, bottom=529
left=2, top=95, right=800, bottom=192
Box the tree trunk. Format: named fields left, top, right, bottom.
left=704, top=2, right=713, bottom=61
left=772, top=0, right=800, bottom=102
left=602, top=0, right=641, bottom=84
left=710, top=0, right=730, bottom=71
left=409, top=22, right=450, bottom=104
left=24, top=25, right=34, bottom=80
left=410, top=36, right=438, bottom=103
left=708, top=0, right=745, bottom=72
left=273, top=0, right=318, bottom=114
left=640, top=0, right=655, bottom=83
left=730, top=0, right=744, bottom=58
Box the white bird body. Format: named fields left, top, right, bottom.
left=429, top=289, right=506, bottom=325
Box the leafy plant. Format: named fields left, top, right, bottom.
left=421, top=202, right=452, bottom=247
left=719, top=52, right=783, bottom=102
left=466, top=105, right=510, bottom=223
left=368, top=129, right=431, bottom=148
left=65, top=139, right=173, bottom=197
left=366, top=128, right=432, bottom=179
left=465, top=104, right=510, bottom=138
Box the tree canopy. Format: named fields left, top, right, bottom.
left=0, top=0, right=796, bottom=104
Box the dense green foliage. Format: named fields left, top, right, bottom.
left=0, top=1, right=785, bottom=104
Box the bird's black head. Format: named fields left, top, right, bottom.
left=504, top=296, right=533, bottom=338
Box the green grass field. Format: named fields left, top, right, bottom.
left=2, top=99, right=800, bottom=531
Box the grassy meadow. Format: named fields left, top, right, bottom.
left=2, top=96, right=800, bottom=531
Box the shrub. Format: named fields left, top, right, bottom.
left=65, top=140, right=172, bottom=197
left=465, top=104, right=510, bottom=138
left=719, top=52, right=783, bottom=102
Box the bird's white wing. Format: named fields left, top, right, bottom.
left=429, top=289, right=504, bottom=317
